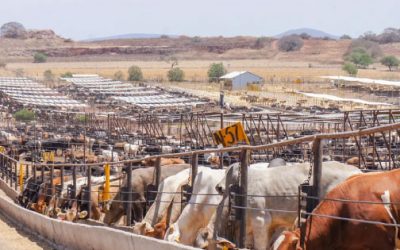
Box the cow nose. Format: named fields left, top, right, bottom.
left=215, top=185, right=224, bottom=194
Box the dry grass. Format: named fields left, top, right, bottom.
left=4, top=59, right=400, bottom=82
left=2, top=58, right=400, bottom=112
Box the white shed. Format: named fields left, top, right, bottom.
left=220, top=71, right=263, bottom=90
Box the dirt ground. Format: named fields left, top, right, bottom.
left=0, top=189, right=56, bottom=250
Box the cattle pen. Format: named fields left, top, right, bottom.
left=0, top=121, right=400, bottom=249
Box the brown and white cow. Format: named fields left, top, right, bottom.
left=273, top=169, right=400, bottom=250
left=141, top=157, right=185, bottom=167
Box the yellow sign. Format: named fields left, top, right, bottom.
left=0, top=146, right=5, bottom=153
left=213, top=122, right=250, bottom=147
left=42, top=151, right=55, bottom=162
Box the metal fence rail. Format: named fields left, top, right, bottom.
left=1, top=121, right=400, bottom=248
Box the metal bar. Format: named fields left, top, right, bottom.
left=87, top=165, right=92, bottom=219
left=126, top=163, right=133, bottom=226
left=155, top=157, right=161, bottom=188
left=191, top=154, right=198, bottom=187
left=312, top=138, right=322, bottom=209
left=238, top=149, right=249, bottom=248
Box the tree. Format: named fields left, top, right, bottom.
left=340, top=34, right=352, bottom=40
left=43, top=70, right=55, bottom=82
left=342, top=62, right=358, bottom=76
left=299, top=33, right=311, bottom=40
left=347, top=39, right=382, bottom=59
left=253, top=37, right=269, bottom=49
left=167, top=67, right=184, bottom=82
left=33, top=52, right=47, bottom=63
left=162, top=56, right=178, bottom=69
left=277, top=35, right=304, bottom=52
left=14, top=109, right=35, bottom=122
left=127, top=65, right=143, bottom=81
left=380, top=55, right=400, bottom=71
left=0, top=22, right=27, bottom=39
left=348, top=48, right=373, bottom=68
left=360, top=31, right=378, bottom=42
left=113, top=70, right=125, bottom=80
left=207, top=63, right=227, bottom=82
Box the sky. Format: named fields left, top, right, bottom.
left=0, top=0, right=399, bottom=40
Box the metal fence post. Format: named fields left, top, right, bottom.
left=50, top=165, right=54, bottom=195
left=312, top=138, right=322, bottom=208
left=14, top=162, right=18, bottom=191
left=126, top=163, right=133, bottom=226
left=239, top=149, right=249, bottom=248
left=191, top=154, right=198, bottom=187
left=87, top=165, right=92, bottom=219
left=155, top=157, right=161, bottom=188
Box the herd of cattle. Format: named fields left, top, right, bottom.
left=2, top=112, right=400, bottom=249
left=15, top=154, right=400, bottom=250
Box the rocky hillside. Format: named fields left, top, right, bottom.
left=1, top=22, right=400, bottom=64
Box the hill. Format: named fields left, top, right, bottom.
left=84, top=33, right=178, bottom=41
left=276, top=28, right=339, bottom=39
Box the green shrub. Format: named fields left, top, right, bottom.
left=207, top=63, right=226, bottom=82
left=127, top=65, right=143, bottom=81
left=33, top=52, right=47, bottom=63
left=342, top=62, right=358, bottom=76
left=347, top=48, right=373, bottom=68
left=60, top=72, right=73, bottom=78
left=167, top=67, right=184, bottom=82
left=14, top=109, right=35, bottom=121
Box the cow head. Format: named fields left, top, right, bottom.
left=103, top=191, right=126, bottom=225
left=164, top=223, right=180, bottom=242
left=132, top=221, right=153, bottom=235
left=137, top=221, right=168, bottom=239
left=215, top=163, right=240, bottom=195
left=271, top=230, right=301, bottom=250
left=149, top=221, right=168, bottom=239
left=194, top=227, right=212, bottom=248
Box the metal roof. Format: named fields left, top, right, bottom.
left=322, top=76, right=400, bottom=88
left=220, top=71, right=263, bottom=80
left=220, top=71, right=248, bottom=79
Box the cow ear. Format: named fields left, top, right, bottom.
left=203, top=230, right=209, bottom=238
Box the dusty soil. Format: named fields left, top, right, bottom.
left=0, top=189, right=56, bottom=250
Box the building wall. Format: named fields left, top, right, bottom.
left=231, top=73, right=262, bottom=90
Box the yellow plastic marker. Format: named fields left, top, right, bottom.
left=19, top=163, right=24, bottom=192
left=103, top=163, right=110, bottom=201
